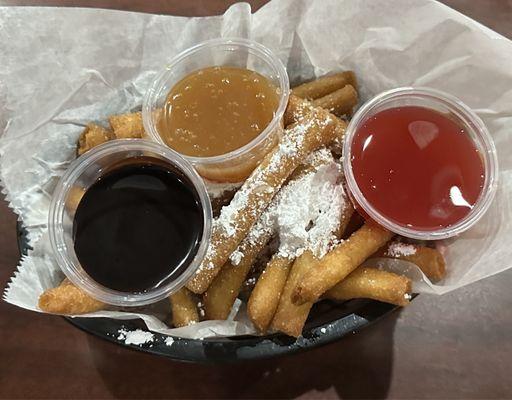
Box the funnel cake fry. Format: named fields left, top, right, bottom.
left=170, top=287, right=199, bottom=327
left=109, top=111, right=145, bottom=139
left=203, top=227, right=272, bottom=321
left=77, top=123, right=114, bottom=155
left=373, top=242, right=446, bottom=282
left=312, top=85, right=358, bottom=117
left=292, top=71, right=357, bottom=100
left=38, top=279, right=105, bottom=314
left=247, top=255, right=294, bottom=332
left=270, top=251, right=318, bottom=337
left=326, top=267, right=412, bottom=306
left=293, top=223, right=394, bottom=305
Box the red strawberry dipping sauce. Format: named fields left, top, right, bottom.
left=343, top=88, right=498, bottom=239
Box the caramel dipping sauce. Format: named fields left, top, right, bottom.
left=143, top=39, right=290, bottom=183
left=159, top=66, right=280, bottom=158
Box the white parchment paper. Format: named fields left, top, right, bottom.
left=2, top=0, right=512, bottom=338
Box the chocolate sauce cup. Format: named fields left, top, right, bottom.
left=48, top=139, right=212, bottom=306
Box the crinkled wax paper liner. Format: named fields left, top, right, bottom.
left=1, top=0, right=512, bottom=338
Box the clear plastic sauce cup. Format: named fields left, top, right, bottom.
left=48, top=139, right=212, bottom=306
left=142, top=38, right=290, bottom=183
left=343, top=87, right=498, bottom=240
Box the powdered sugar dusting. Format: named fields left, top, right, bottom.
left=199, top=110, right=337, bottom=274
left=229, top=209, right=273, bottom=265
left=212, top=118, right=317, bottom=266
left=304, top=147, right=335, bottom=167
left=230, top=249, right=243, bottom=266
left=117, top=329, right=154, bottom=346
left=275, top=161, right=345, bottom=259
left=387, top=242, right=417, bottom=257
left=204, top=179, right=242, bottom=199
left=228, top=149, right=345, bottom=264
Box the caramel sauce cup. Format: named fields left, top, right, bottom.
left=143, top=38, right=290, bottom=183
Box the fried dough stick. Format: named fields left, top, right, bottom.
left=373, top=242, right=446, bottom=282
left=77, top=123, right=114, bottom=155
left=268, top=203, right=354, bottom=337
left=293, top=223, right=394, bottom=305
left=325, top=267, right=412, bottom=306
left=203, top=227, right=272, bottom=320
left=270, top=251, right=318, bottom=337
left=271, top=261, right=411, bottom=337
left=169, top=287, right=199, bottom=328
left=38, top=279, right=105, bottom=314
left=292, top=71, right=357, bottom=100
left=312, top=85, right=358, bottom=117
left=284, top=95, right=315, bottom=127
left=247, top=255, right=294, bottom=332
left=108, top=111, right=144, bottom=139
left=186, top=109, right=345, bottom=294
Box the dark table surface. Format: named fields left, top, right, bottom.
left=1, top=1, right=511, bottom=399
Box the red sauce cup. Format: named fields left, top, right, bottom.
left=343, top=87, right=498, bottom=240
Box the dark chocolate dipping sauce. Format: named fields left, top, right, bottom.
left=73, top=159, right=204, bottom=293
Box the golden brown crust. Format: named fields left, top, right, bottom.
left=312, top=84, right=358, bottom=117
left=108, top=111, right=145, bottom=139
left=326, top=267, right=412, bottom=306
left=373, top=243, right=446, bottom=282
left=293, top=223, right=394, bottom=304
left=284, top=95, right=315, bottom=127
left=77, top=124, right=114, bottom=155
left=247, top=255, right=294, bottom=332
left=38, top=279, right=105, bottom=314
left=169, top=287, right=199, bottom=327
left=292, top=71, right=357, bottom=100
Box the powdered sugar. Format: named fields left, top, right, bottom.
left=274, top=161, right=345, bottom=259
left=215, top=117, right=317, bottom=240
left=200, top=112, right=336, bottom=274
left=204, top=179, right=242, bottom=199
left=230, top=249, right=243, bottom=266
left=228, top=149, right=346, bottom=264
left=387, top=242, right=417, bottom=257
left=228, top=209, right=274, bottom=266
left=164, top=336, right=175, bottom=347
left=197, top=301, right=206, bottom=318
left=117, top=329, right=154, bottom=346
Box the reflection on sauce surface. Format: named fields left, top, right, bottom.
left=351, top=106, right=485, bottom=230
left=160, top=66, right=280, bottom=158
